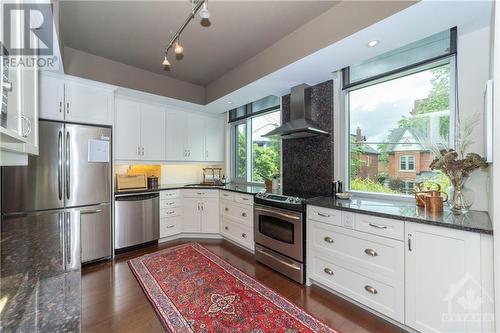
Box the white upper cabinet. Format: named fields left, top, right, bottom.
left=140, top=104, right=165, bottom=161
left=165, top=109, right=188, bottom=161
left=115, top=99, right=141, bottom=160
left=165, top=109, right=225, bottom=162
left=115, top=98, right=165, bottom=161
left=405, top=222, right=491, bottom=333
left=40, top=73, right=114, bottom=126
left=205, top=116, right=225, bottom=162
left=186, top=113, right=205, bottom=161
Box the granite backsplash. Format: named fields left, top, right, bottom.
left=282, top=80, right=333, bottom=196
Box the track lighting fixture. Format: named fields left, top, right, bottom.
left=161, top=0, right=211, bottom=67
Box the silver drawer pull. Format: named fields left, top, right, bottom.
left=242, top=212, right=247, bottom=217
left=324, top=236, right=334, bottom=244
left=365, top=285, right=378, bottom=294
left=323, top=268, right=334, bottom=276
left=167, top=202, right=175, bottom=205
left=364, top=249, right=378, bottom=257
left=241, top=233, right=247, bottom=238
left=167, top=210, right=175, bottom=214
left=166, top=225, right=175, bottom=229
left=223, top=194, right=229, bottom=197
left=368, top=223, right=387, bottom=229
left=224, top=226, right=229, bottom=230
left=317, top=212, right=331, bottom=218
left=197, top=192, right=205, bottom=195
left=241, top=197, right=249, bottom=201
left=225, top=207, right=229, bottom=211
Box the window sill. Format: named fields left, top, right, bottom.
left=348, top=190, right=415, bottom=202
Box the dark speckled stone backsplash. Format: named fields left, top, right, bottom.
left=282, top=80, right=333, bottom=196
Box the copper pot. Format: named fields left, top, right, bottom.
left=414, top=182, right=442, bottom=207
left=425, top=191, right=448, bottom=213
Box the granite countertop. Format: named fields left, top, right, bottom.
left=305, top=196, right=493, bottom=235
left=115, top=183, right=267, bottom=196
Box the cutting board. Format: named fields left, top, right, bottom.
left=116, top=174, right=147, bottom=191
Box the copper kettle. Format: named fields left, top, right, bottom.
left=414, top=182, right=444, bottom=207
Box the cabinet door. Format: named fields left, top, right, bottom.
left=165, top=109, right=187, bottom=161
left=201, top=198, right=219, bottom=233
left=186, top=113, right=205, bottom=161
left=115, top=99, right=141, bottom=160
left=40, top=74, right=65, bottom=121
left=65, top=81, right=113, bottom=125
left=140, top=104, right=165, bottom=161
left=205, top=117, right=225, bottom=162
left=182, top=198, right=201, bottom=232
left=405, top=223, right=482, bottom=333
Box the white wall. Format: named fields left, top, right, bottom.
left=457, top=26, right=491, bottom=211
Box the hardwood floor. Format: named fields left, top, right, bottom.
left=82, top=239, right=405, bottom=333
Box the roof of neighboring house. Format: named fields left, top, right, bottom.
left=351, top=142, right=379, bottom=155
left=386, top=127, right=427, bottom=153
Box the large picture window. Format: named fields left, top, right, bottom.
left=230, top=96, right=281, bottom=184
left=343, top=28, right=456, bottom=196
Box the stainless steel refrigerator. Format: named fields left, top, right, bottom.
left=1, top=120, right=111, bottom=332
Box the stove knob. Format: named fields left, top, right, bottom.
left=295, top=197, right=301, bottom=203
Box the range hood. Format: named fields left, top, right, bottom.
left=263, top=84, right=329, bottom=140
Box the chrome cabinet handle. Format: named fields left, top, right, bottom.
left=167, top=210, right=175, bottom=214
left=58, top=131, right=63, bottom=201
left=21, top=115, right=32, bottom=138
left=138, top=147, right=141, bottom=155
left=224, top=207, right=229, bottom=211
left=369, top=223, right=387, bottom=229
left=166, top=225, right=175, bottom=229
left=223, top=194, right=229, bottom=197
left=241, top=197, right=249, bottom=201
left=197, top=192, right=205, bottom=195
left=197, top=203, right=200, bottom=211
left=65, top=131, right=70, bottom=200
left=317, top=212, right=330, bottom=218
left=206, top=150, right=208, bottom=159
left=200, top=203, right=204, bottom=211
left=365, top=285, right=378, bottom=295
left=241, top=233, right=246, bottom=238
left=242, top=212, right=247, bottom=217
left=142, top=147, right=144, bottom=156
left=364, top=249, right=378, bottom=257
left=408, top=233, right=412, bottom=252
left=324, top=236, right=334, bottom=244
left=59, top=101, right=63, bottom=113
left=324, top=268, right=334, bottom=276
left=66, top=102, right=70, bottom=114
left=224, top=226, right=229, bottom=230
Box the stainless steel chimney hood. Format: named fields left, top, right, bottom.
left=263, top=84, right=329, bottom=139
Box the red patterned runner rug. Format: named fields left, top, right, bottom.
left=128, top=242, right=338, bottom=333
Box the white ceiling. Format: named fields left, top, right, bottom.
left=60, top=1, right=338, bottom=86
left=199, top=0, right=493, bottom=113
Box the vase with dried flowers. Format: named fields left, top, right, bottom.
left=429, top=114, right=489, bottom=214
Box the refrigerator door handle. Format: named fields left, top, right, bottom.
left=65, top=130, right=70, bottom=200
left=65, top=211, right=80, bottom=271
left=59, top=212, right=66, bottom=266
left=58, top=130, right=63, bottom=201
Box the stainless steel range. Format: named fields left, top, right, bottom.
left=254, top=192, right=310, bottom=284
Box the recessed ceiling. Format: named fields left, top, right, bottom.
left=60, top=1, right=338, bottom=86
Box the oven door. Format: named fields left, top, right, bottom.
left=254, top=204, right=303, bottom=262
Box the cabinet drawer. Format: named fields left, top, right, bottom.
left=219, top=190, right=235, bottom=201
left=310, top=221, right=403, bottom=281
left=183, top=189, right=219, bottom=198
left=160, top=190, right=181, bottom=199
left=234, top=193, right=253, bottom=205
left=160, top=207, right=181, bottom=218
left=310, top=253, right=404, bottom=322
left=160, top=216, right=181, bottom=238
left=220, top=218, right=254, bottom=250
left=354, top=214, right=404, bottom=240
left=307, top=205, right=342, bottom=226
left=160, top=198, right=181, bottom=209
left=220, top=200, right=253, bottom=227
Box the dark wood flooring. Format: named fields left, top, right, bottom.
left=82, top=239, right=405, bottom=333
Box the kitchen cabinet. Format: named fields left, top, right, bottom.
left=159, top=190, right=182, bottom=238
left=40, top=73, right=114, bottom=126
left=165, top=109, right=225, bottom=162
left=219, top=191, right=254, bottom=251
left=182, top=191, right=219, bottom=234
left=405, top=222, right=492, bottom=333
left=114, top=98, right=165, bottom=161
left=205, top=116, right=225, bottom=162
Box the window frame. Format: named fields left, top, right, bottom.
left=399, top=155, right=416, bottom=172
left=337, top=56, right=457, bottom=200
left=230, top=109, right=282, bottom=185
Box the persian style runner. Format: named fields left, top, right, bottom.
left=128, top=242, right=338, bottom=333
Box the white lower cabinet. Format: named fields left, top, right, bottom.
left=159, top=190, right=182, bottom=238
left=307, top=205, right=494, bottom=333
left=182, top=191, right=219, bottom=233
left=219, top=191, right=254, bottom=251
left=405, top=222, right=494, bottom=333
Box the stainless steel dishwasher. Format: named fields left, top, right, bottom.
left=115, top=192, right=159, bottom=250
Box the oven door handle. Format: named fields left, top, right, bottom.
left=255, top=206, right=301, bottom=221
